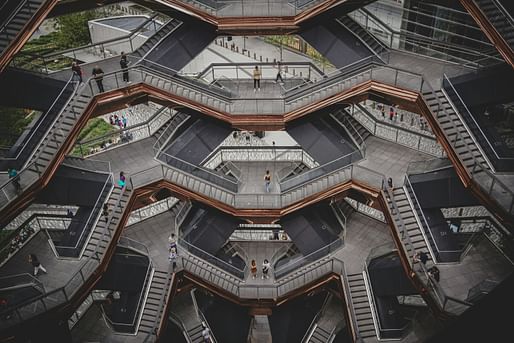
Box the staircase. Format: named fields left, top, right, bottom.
left=28, top=90, right=91, bottom=171
left=474, top=0, right=514, bottom=49
left=131, top=19, right=182, bottom=60
left=278, top=162, right=309, bottom=182
left=332, top=110, right=371, bottom=141
left=0, top=0, right=45, bottom=57
left=285, top=68, right=372, bottom=112
left=331, top=198, right=355, bottom=227
left=337, top=15, right=389, bottom=60
left=214, top=161, right=241, bottom=181
left=142, top=73, right=232, bottom=113
left=422, top=89, right=489, bottom=172
left=305, top=325, right=334, bottom=343
left=170, top=291, right=207, bottom=343
left=330, top=109, right=370, bottom=151
left=346, top=273, right=376, bottom=340
left=82, top=186, right=132, bottom=258
left=181, top=0, right=217, bottom=15
left=138, top=270, right=173, bottom=334
left=248, top=315, right=272, bottom=343
left=302, top=294, right=344, bottom=343
left=153, top=111, right=190, bottom=151
left=383, top=187, right=432, bottom=263
left=0, top=82, right=93, bottom=213
left=181, top=250, right=243, bottom=294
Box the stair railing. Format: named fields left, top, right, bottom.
left=0, top=74, right=75, bottom=167
left=9, top=14, right=168, bottom=73
left=301, top=293, right=331, bottom=342
left=0, top=184, right=130, bottom=330
left=191, top=288, right=218, bottom=343
left=74, top=106, right=172, bottom=158
left=350, top=7, right=502, bottom=67
left=0, top=0, right=32, bottom=38
left=352, top=104, right=445, bottom=157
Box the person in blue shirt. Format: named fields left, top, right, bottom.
left=7, top=168, right=21, bottom=191
left=118, top=171, right=126, bottom=188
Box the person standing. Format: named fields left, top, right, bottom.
left=168, top=233, right=177, bottom=249
left=92, top=65, right=105, bottom=93
left=168, top=246, right=178, bottom=271
left=118, top=171, right=126, bottom=188
left=28, top=254, right=47, bottom=276
left=253, top=65, right=261, bottom=92
left=120, top=52, right=130, bottom=83
left=262, top=259, right=270, bottom=279
left=122, top=114, right=127, bottom=128
left=250, top=259, right=257, bottom=279
left=389, top=106, right=395, bottom=121
left=264, top=170, right=271, bottom=192
left=275, top=61, right=284, bottom=83
left=71, top=60, right=83, bottom=83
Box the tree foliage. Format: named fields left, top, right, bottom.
left=54, top=10, right=99, bottom=49
left=0, top=107, right=34, bottom=147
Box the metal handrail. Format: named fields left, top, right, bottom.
left=76, top=106, right=168, bottom=147
left=0, top=184, right=129, bottom=323
left=157, top=150, right=239, bottom=192
left=178, top=239, right=246, bottom=277
left=274, top=238, right=342, bottom=277
left=0, top=0, right=31, bottom=34
left=339, top=263, right=360, bottom=341
left=51, top=174, right=113, bottom=256
left=301, top=293, right=331, bottom=342
left=353, top=8, right=501, bottom=66
left=181, top=250, right=345, bottom=299
left=138, top=59, right=233, bottom=101
left=0, top=74, right=75, bottom=163
left=363, top=263, right=410, bottom=338
left=41, top=13, right=160, bottom=59
left=118, top=236, right=150, bottom=257
left=196, top=61, right=325, bottom=80
left=443, top=74, right=514, bottom=162
left=383, top=187, right=417, bottom=265
left=358, top=7, right=495, bottom=48
left=191, top=288, right=218, bottom=343
left=284, top=55, right=379, bottom=96
left=405, top=175, right=469, bottom=256
left=421, top=77, right=514, bottom=215
left=331, top=109, right=366, bottom=155
left=153, top=112, right=189, bottom=153
left=474, top=0, right=514, bottom=26
left=103, top=260, right=153, bottom=333
left=201, top=145, right=317, bottom=170
left=279, top=149, right=361, bottom=192
left=0, top=77, right=82, bottom=211
left=0, top=273, right=44, bottom=293
left=355, top=103, right=436, bottom=140
left=336, top=17, right=388, bottom=63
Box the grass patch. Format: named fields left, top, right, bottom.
left=71, top=118, right=116, bottom=156
left=0, top=107, right=36, bottom=147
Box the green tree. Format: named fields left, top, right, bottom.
left=54, top=10, right=99, bottom=49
